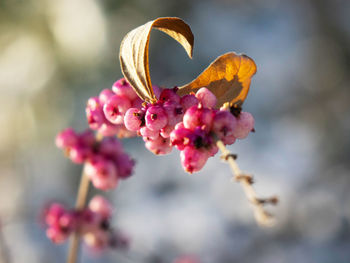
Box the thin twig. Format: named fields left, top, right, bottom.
left=66, top=170, right=90, bottom=263
left=66, top=133, right=103, bottom=263
left=216, top=139, right=278, bottom=227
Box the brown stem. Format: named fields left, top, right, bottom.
left=216, top=139, right=278, bottom=227
left=66, top=133, right=103, bottom=263
left=66, top=169, right=90, bottom=263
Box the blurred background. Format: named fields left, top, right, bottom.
left=1, top=0, right=350, bottom=262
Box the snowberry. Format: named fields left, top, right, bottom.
left=195, top=87, right=217, bottom=108
left=83, top=229, right=110, bottom=250
left=145, top=105, right=168, bottom=131
left=45, top=204, right=77, bottom=244
left=114, top=153, right=135, bottom=179
left=112, top=78, right=138, bottom=101
left=170, top=125, right=193, bottom=150
left=163, top=101, right=184, bottom=126
left=183, top=104, right=214, bottom=132
left=98, top=137, right=124, bottom=158
left=98, top=122, right=121, bottom=137
left=88, top=195, right=113, bottom=219
left=124, top=108, right=144, bottom=131
left=212, top=110, right=237, bottom=141
left=180, top=146, right=209, bottom=173
left=45, top=203, right=65, bottom=226
left=103, top=95, right=132, bottom=124
left=86, top=97, right=106, bottom=130
left=69, top=145, right=92, bottom=164
left=140, top=126, right=160, bottom=140
left=145, top=136, right=172, bottom=155
left=55, top=128, right=78, bottom=149
left=233, top=112, right=255, bottom=139
left=99, top=89, right=115, bottom=105
left=85, top=156, right=119, bottom=191
left=180, top=94, right=199, bottom=111
left=159, top=87, right=181, bottom=104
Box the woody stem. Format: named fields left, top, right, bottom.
left=66, top=169, right=90, bottom=263
left=216, top=139, right=278, bottom=226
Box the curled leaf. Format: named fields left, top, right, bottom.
left=177, top=52, right=257, bottom=107
left=119, top=17, right=194, bottom=103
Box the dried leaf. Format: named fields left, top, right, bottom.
left=177, top=52, right=257, bottom=107
left=119, top=17, right=194, bottom=103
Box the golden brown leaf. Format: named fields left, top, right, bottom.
left=119, top=17, right=194, bottom=103
left=177, top=52, right=257, bottom=107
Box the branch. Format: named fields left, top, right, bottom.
left=66, top=133, right=103, bottom=263
left=216, top=139, right=278, bottom=227
left=66, top=169, right=90, bottom=263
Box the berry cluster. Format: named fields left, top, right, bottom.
left=89, top=78, right=255, bottom=173
left=171, top=100, right=254, bottom=173
left=44, top=195, right=128, bottom=251
left=56, top=129, right=134, bottom=190
left=86, top=78, right=157, bottom=138
left=124, top=87, right=188, bottom=155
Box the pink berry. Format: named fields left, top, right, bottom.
left=98, top=137, right=124, bottom=158
left=145, top=136, right=172, bottom=155
left=86, top=98, right=105, bottom=130
left=45, top=203, right=65, bottom=226
left=160, top=124, right=175, bottom=138
left=83, top=229, right=109, bottom=250
left=170, top=126, right=192, bottom=150
left=103, top=95, right=131, bottom=124
left=86, top=97, right=101, bottom=111
left=175, top=122, right=185, bottom=130
left=124, top=108, right=144, bottom=131
left=55, top=128, right=78, bottom=149
left=180, top=94, right=199, bottom=112
left=140, top=126, right=159, bottom=140
left=195, top=87, right=217, bottom=108
left=114, top=153, right=135, bottom=179
left=59, top=211, right=77, bottom=232
left=112, top=78, right=138, bottom=101
left=190, top=127, right=211, bottom=149
left=85, top=156, right=119, bottom=191
left=45, top=204, right=78, bottom=244
left=208, top=145, right=219, bottom=157
left=163, top=101, right=184, bottom=126
left=159, top=88, right=181, bottom=103
left=69, top=145, right=92, bottom=164
left=183, top=105, right=214, bottom=132
left=145, top=105, right=168, bottom=131
left=46, top=226, right=69, bottom=244
left=79, top=130, right=95, bottom=147
left=233, top=112, right=255, bottom=139
left=98, top=122, right=120, bottom=137
left=86, top=108, right=104, bottom=130
left=99, top=89, right=115, bottom=105
left=115, top=125, right=138, bottom=138
left=180, top=146, right=209, bottom=173
left=89, top=195, right=113, bottom=219
left=212, top=110, right=237, bottom=142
